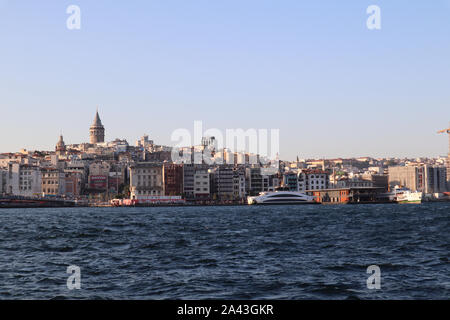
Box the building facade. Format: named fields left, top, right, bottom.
left=246, top=167, right=263, bottom=196
left=163, top=163, right=183, bottom=196
left=193, top=169, right=210, bottom=199
left=213, top=165, right=234, bottom=200
left=298, top=170, right=329, bottom=191
left=88, top=162, right=111, bottom=192
left=388, top=165, right=447, bottom=193
left=6, top=163, right=42, bottom=197
left=41, top=167, right=65, bottom=196
left=64, top=171, right=83, bottom=197
left=129, top=162, right=164, bottom=199
left=233, top=168, right=246, bottom=199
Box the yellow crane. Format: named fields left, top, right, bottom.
left=438, top=123, right=450, bottom=169
left=438, top=124, right=450, bottom=190
left=437, top=127, right=450, bottom=134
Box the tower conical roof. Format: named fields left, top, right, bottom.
left=92, top=110, right=103, bottom=127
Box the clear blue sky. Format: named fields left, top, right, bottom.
left=1, top=0, right=449, bottom=160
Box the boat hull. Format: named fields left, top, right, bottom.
left=397, top=200, right=422, bottom=204
left=248, top=191, right=316, bottom=205
left=249, top=201, right=318, bottom=205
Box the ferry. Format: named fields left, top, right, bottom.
left=247, top=190, right=316, bottom=205
left=393, top=187, right=423, bottom=204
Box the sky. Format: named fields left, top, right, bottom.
left=0, top=0, right=449, bottom=160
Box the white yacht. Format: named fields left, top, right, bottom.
left=248, top=190, right=316, bottom=205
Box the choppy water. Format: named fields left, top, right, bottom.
left=0, top=203, right=448, bottom=300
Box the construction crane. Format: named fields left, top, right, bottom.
left=437, top=127, right=450, bottom=134
left=438, top=123, right=450, bottom=187
left=438, top=124, right=450, bottom=153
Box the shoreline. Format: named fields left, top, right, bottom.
left=1, top=200, right=449, bottom=209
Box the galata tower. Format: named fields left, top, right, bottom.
left=90, top=110, right=105, bottom=144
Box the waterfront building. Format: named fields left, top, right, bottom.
left=129, top=162, right=164, bottom=199
left=388, top=165, right=447, bottom=193
left=193, top=169, right=210, bottom=199
left=163, top=163, right=183, bottom=196
left=233, top=168, right=246, bottom=199
left=212, top=165, right=234, bottom=200
left=65, top=161, right=88, bottom=193
left=182, top=164, right=210, bottom=199
left=335, top=178, right=374, bottom=189
left=107, top=164, right=127, bottom=195
left=424, top=165, right=447, bottom=194
left=88, top=162, right=111, bottom=192
left=388, top=166, right=420, bottom=191
left=246, top=166, right=280, bottom=193
left=283, top=172, right=299, bottom=191
left=182, top=164, right=195, bottom=199
left=363, top=173, right=389, bottom=191
left=64, top=171, right=83, bottom=197
left=89, top=110, right=105, bottom=144
left=261, top=174, right=270, bottom=192
left=5, top=163, right=42, bottom=197
left=298, top=169, right=329, bottom=191
left=245, top=167, right=263, bottom=196
left=245, top=168, right=279, bottom=193
left=309, top=187, right=386, bottom=204
left=41, top=167, right=65, bottom=196
left=268, top=174, right=282, bottom=192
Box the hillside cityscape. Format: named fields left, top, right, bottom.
left=1, top=111, right=449, bottom=206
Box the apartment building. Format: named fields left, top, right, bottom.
left=389, top=165, right=447, bottom=193
left=129, top=162, right=164, bottom=199
left=163, top=163, right=183, bottom=196
left=233, top=168, right=246, bottom=199
left=41, top=167, right=65, bottom=196
left=88, top=161, right=111, bottom=191
left=193, top=169, right=210, bottom=199
left=5, top=163, right=42, bottom=197
left=298, top=170, right=329, bottom=191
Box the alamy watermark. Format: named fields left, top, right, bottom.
left=367, top=265, right=381, bottom=290
left=367, top=5, right=381, bottom=30
left=66, top=5, right=81, bottom=30
left=170, top=121, right=280, bottom=174
left=67, top=265, right=81, bottom=290
left=64, top=5, right=381, bottom=31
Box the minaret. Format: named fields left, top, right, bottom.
left=90, top=108, right=105, bottom=144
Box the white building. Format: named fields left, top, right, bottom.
left=193, top=170, right=210, bottom=198
left=298, top=170, right=329, bottom=191
left=129, top=163, right=164, bottom=199
left=6, top=163, right=42, bottom=197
